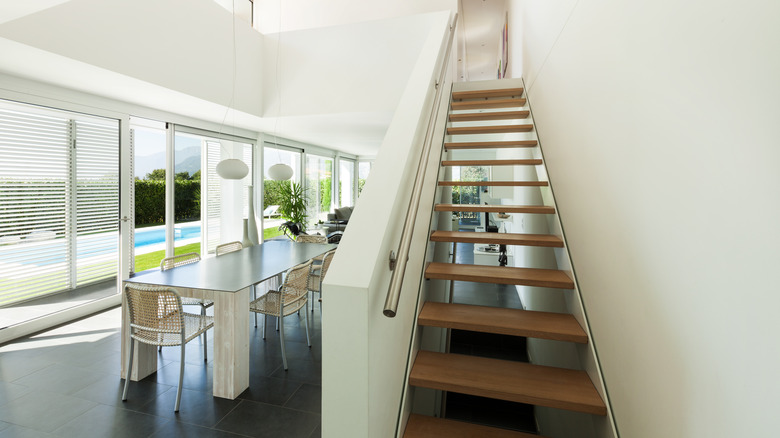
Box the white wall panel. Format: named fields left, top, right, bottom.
left=514, top=0, right=780, bottom=436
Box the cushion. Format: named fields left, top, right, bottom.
left=335, top=206, right=353, bottom=221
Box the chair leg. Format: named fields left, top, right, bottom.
left=280, top=313, right=288, bottom=371
left=201, top=305, right=208, bottom=362
left=304, top=302, right=311, bottom=348
left=262, top=313, right=267, bottom=340
left=175, top=340, right=185, bottom=412
left=122, top=339, right=135, bottom=401
left=252, top=285, right=257, bottom=328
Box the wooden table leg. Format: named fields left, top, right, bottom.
left=120, top=283, right=157, bottom=380
left=212, top=286, right=250, bottom=399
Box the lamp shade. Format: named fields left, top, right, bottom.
left=267, top=163, right=293, bottom=181
left=216, top=159, right=249, bottom=180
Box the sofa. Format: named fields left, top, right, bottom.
left=322, top=206, right=353, bottom=233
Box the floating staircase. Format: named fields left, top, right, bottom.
left=403, top=85, right=609, bottom=436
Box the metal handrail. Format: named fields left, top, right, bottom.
left=383, top=15, right=457, bottom=318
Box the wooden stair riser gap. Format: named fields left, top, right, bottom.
left=435, top=204, right=555, bottom=215
left=451, top=98, right=527, bottom=110
left=447, top=125, right=534, bottom=135
left=430, top=230, right=564, bottom=248
left=452, top=88, right=525, bottom=100
left=425, top=262, right=574, bottom=289
left=418, top=302, right=588, bottom=343
left=441, top=159, right=542, bottom=166
left=410, top=351, right=607, bottom=416
left=449, top=111, right=530, bottom=122
left=438, top=181, right=549, bottom=187
left=444, top=140, right=538, bottom=150
left=404, top=414, right=545, bottom=438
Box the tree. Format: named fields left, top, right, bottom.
left=175, top=171, right=191, bottom=181
left=145, top=169, right=165, bottom=180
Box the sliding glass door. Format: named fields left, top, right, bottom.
left=263, top=146, right=301, bottom=241
left=0, top=100, right=119, bottom=323
left=130, top=123, right=253, bottom=272
left=305, top=154, right=333, bottom=227
left=338, top=158, right=356, bottom=208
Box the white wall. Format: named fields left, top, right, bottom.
left=321, top=11, right=453, bottom=438
left=0, top=0, right=264, bottom=118
left=512, top=0, right=780, bottom=436
left=253, top=0, right=455, bottom=34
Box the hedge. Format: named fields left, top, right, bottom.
left=135, top=179, right=200, bottom=226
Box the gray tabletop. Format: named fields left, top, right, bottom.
left=125, top=240, right=336, bottom=293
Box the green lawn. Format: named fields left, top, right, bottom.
left=263, top=226, right=284, bottom=240
left=134, top=242, right=201, bottom=273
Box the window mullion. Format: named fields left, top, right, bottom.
left=67, top=119, right=77, bottom=289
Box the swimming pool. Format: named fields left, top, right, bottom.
left=134, top=224, right=201, bottom=248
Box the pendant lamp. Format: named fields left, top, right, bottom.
left=216, top=158, right=249, bottom=180
left=267, top=163, right=293, bottom=181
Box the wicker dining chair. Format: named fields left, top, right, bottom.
left=250, top=260, right=313, bottom=370
left=308, top=249, right=336, bottom=313
left=216, top=241, right=243, bottom=256
left=122, top=284, right=214, bottom=412
left=159, top=252, right=213, bottom=360
left=296, top=233, right=328, bottom=263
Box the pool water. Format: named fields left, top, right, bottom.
left=134, top=224, right=201, bottom=248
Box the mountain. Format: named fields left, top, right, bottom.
left=135, top=146, right=201, bottom=179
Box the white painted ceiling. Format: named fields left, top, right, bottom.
left=0, top=0, right=507, bottom=157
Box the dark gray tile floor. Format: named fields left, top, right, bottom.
left=0, top=304, right=323, bottom=438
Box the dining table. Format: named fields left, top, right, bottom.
left=121, top=239, right=336, bottom=399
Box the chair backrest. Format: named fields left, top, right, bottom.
left=296, top=234, right=327, bottom=244
left=281, top=260, right=314, bottom=299
left=320, top=249, right=337, bottom=280
left=124, top=284, right=183, bottom=339
left=160, top=252, right=200, bottom=271
left=216, top=241, right=243, bottom=256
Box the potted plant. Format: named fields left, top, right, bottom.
left=277, top=182, right=309, bottom=231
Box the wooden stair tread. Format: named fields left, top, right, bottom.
left=404, top=414, right=543, bottom=438
left=452, top=88, right=525, bottom=100
left=444, top=140, right=537, bottom=150
left=430, top=230, right=563, bottom=247
left=439, top=181, right=548, bottom=187
left=410, top=351, right=606, bottom=416
left=425, top=262, right=573, bottom=289
left=452, top=98, right=527, bottom=110
left=442, top=159, right=542, bottom=166
left=447, top=125, right=534, bottom=135
left=449, top=110, right=530, bottom=122
left=435, top=204, right=555, bottom=214
left=418, top=302, right=587, bottom=343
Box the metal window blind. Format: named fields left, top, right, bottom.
left=0, top=101, right=118, bottom=306
left=75, top=118, right=119, bottom=286
left=205, top=140, right=222, bottom=254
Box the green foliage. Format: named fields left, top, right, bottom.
left=134, top=178, right=201, bottom=226
left=319, top=177, right=332, bottom=212
left=277, top=182, right=309, bottom=231
left=175, top=171, right=193, bottom=180
left=358, top=178, right=366, bottom=196
left=263, top=179, right=289, bottom=209
left=145, top=169, right=165, bottom=180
